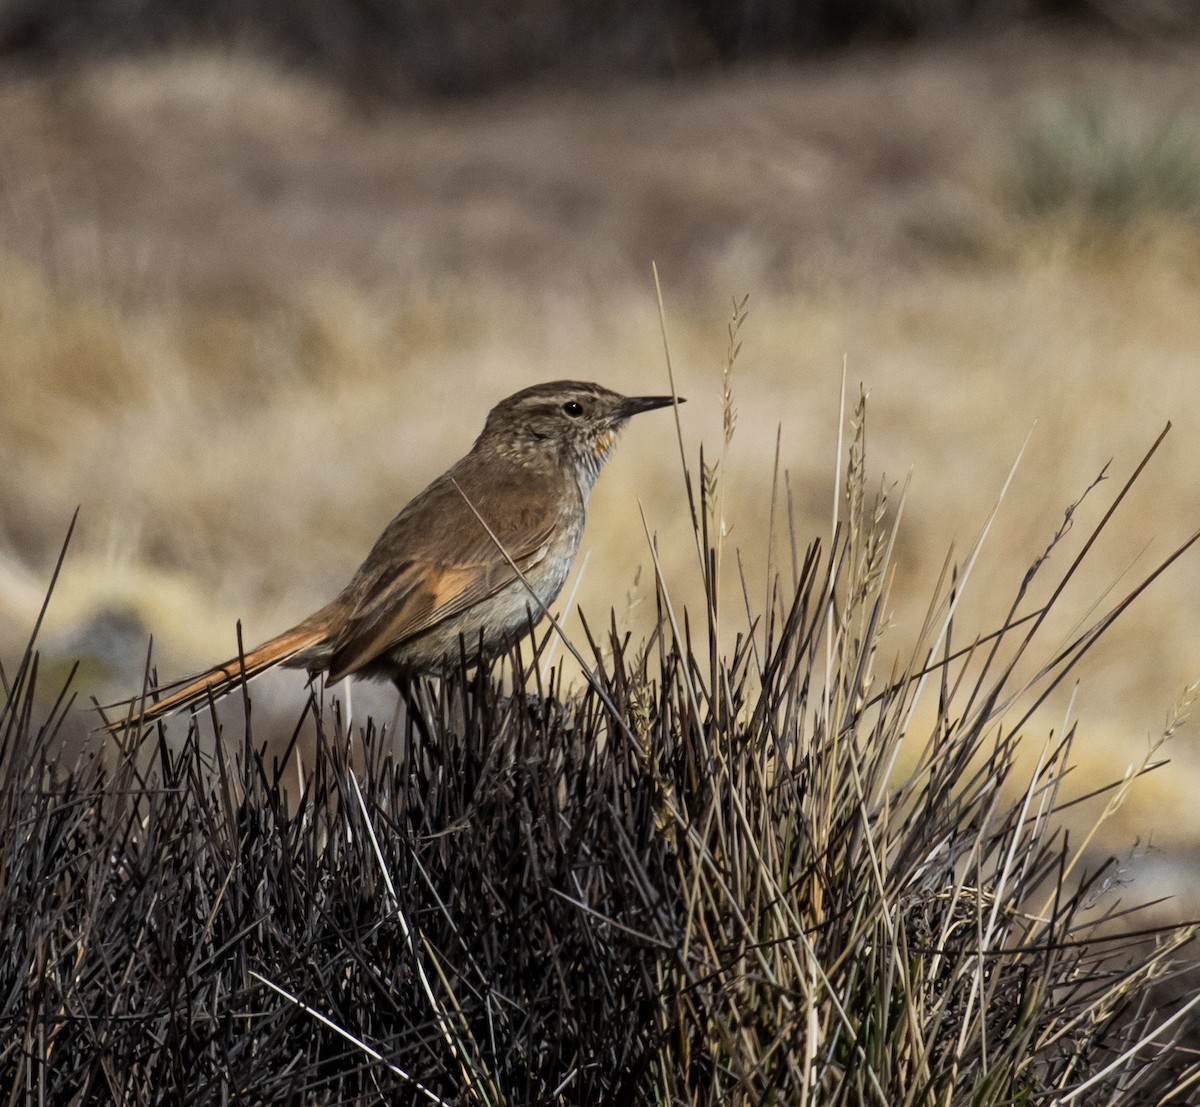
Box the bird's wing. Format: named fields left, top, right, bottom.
left=324, top=508, right=558, bottom=683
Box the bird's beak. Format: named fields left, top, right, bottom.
left=615, top=394, right=685, bottom=419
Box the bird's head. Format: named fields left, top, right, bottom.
left=477, top=380, right=682, bottom=490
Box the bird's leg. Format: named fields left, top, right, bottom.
left=393, top=675, right=433, bottom=747
left=385, top=690, right=404, bottom=743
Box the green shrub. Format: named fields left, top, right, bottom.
left=1009, top=94, right=1200, bottom=226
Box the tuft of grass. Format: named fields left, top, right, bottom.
left=1008, top=93, right=1200, bottom=228
left=4, top=342, right=1200, bottom=1102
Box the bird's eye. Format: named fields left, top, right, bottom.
left=562, top=401, right=584, bottom=418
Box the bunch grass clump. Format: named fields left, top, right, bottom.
left=3, top=320, right=1200, bottom=1103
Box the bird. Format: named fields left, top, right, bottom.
left=104, top=380, right=681, bottom=731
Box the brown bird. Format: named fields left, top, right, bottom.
left=106, top=380, right=681, bottom=730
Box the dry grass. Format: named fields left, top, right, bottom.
left=3, top=31, right=1200, bottom=910
left=5, top=384, right=1199, bottom=1104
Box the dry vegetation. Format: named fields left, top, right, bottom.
left=2, top=31, right=1200, bottom=910
left=5, top=394, right=1199, bottom=1104
left=5, top=28, right=1200, bottom=1100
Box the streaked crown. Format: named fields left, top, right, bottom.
left=475, top=380, right=680, bottom=489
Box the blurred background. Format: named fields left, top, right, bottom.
left=2, top=3, right=1199, bottom=913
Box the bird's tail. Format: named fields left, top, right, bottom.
left=101, top=622, right=330, bottom=733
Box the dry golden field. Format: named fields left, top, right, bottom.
left=3, top=32, right=1200, bottom=909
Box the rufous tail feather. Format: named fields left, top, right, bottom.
left=102, top=624, right=328, bottom=732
